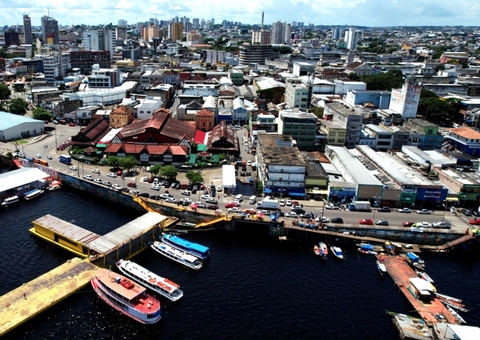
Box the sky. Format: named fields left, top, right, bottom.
left=2, top=0, right=480, bottom=28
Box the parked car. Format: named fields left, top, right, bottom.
left=181, top=190, right=191, bottom=196
left=228, top=207, right=242, bottom=213
left=225, top=202, right=236, bottom=208
left=159, top=193, right=172, bottom=199
left=432, top=221, right=452, bottom=229
left=330, top=217, right=344, bottom=224
left=462, top=209, right=473, bottom=216
left=102, top=181, right=111, bottom=187
left=207, top=204, right=219, bottom=210
left=205, top=198, right=218, bottom=204
left=413, top=221, right=432, bottom=228
left=150, top=195, right=161, bottom=200
left=92, top=169, right=100, bottom=174
left=93, top=178, right=102, bottom=183
left=286, top=200, right=292, bottom=206
left=416, top=209, right=432, bottom=214
left=377, top=207, right=391, bottom=212
left=166, top=197, right=176, bottom=203
left=180, top=184, right=188, bottom=190
left=127, top=182, right=137, bottom=188
left=325, top=204, right=338, bottom=210
left=469, top=219, right=480, bottom=225
left=279, top=199, right=286, bottom=207
left=138, top=192, right=150, bottom=198
left=175, top=183, right=181, bottom=189
left=398, top=208, right=412, bottom=213
left=315, top=216, right=330, bottom=223
left=247, top=160, right=252, bottom=166
left=375, top=220, right=389, bottom=226
left=70, top=166, right=78, bottom=171
left=111, top=184, right=122, bottom=190
left=301, top=212, right=314, bottom=219
left=402, top=221, right=415, bottom=227
left=359, top=218, right=374, bottom=225
left=179, top=198, right=192, bottom=205
left=83, top=174, right=94, bottom=180
left=151, top=184, right=161, bottom=191
left=286, top=212, right=298, bottom=218
left=107, top=172, right=117, bottom=178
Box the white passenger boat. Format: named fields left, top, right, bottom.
left=1, top=195, right=19, bottom=206
left=23, top=189, right=44, bottom=201
left=330, top=246, right=344, bottom=260
left=150, top=241, right=203, bottom=270
left=90, top=268, right=161, bottom=324
left=116, top=259, right=184, bottom=301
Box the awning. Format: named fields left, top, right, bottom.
left=95, top=144, right=107, bottom=148
left=264, top=188, right=272, bottom=194
left=289, top=192, right=305, bottom=197
left=447, top=197, right=459, bottom=202
left=306, top=189, right=328, bottom=194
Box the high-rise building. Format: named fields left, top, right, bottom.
left=345, top=27, right=357, bottom=50
left=4, top=30, right=20, bottom=47
left=170, top=22, right=183, bottom=41
left=143, top=24, right=159, bottom=41
left=331, top=27, right=342, bottom=40
left=82, top=30, right=100, bottom=50
left=271, top=21, right=290, bottom=44
left=239, top=44, right=273, bottom=65
left=116, top=26, right=127, bottom=40
left=82, top=27, right=115, bottom=61
left=41, top=16, right=59, bottom=45
left=23, top=15, right=32, bottom=44
left=118, top=19, right=128, bottom=27
left=252, top=30, right=271, bottom=44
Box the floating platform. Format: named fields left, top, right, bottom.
left=0, top=257, right=97, bottom=337
left=389, top=312, right=433, bottom=339
left=381, top=255, right=459, bottom=326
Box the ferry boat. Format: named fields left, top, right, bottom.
left=161, top=233, right=210, bottom=260
left=151, top=241, right=203, bottom=270
left=319, top=242, right=328, bottom=260
left=330, top=246, right=344, bottom=260
left=1, top=195, right=19, bottom=206
left=23, top=189, right=44, bottom=201
left=116, top=259, right=184, bottom=302
left=90, top=268, right=161, bottom=324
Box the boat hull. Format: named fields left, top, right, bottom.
left=151, top=241, right=203, bottom=270
left=91, top=275, right=161, bottom=324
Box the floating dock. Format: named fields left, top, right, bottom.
left=389, top=312, right=433, bottom=339
left=380, top=255, right=459, bottom=326
left=30, top=212, right=176, bottom=265
left=0, top=257, right=97, bottom=337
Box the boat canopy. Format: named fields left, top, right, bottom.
left=360, top=244, right=373, bottom=251
left=407, top=252, right=420, bottom=262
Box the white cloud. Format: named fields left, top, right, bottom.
left=1, top=0, right=479, bottom=27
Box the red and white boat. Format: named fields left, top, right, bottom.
left=91, top=268, right=162, bottom=324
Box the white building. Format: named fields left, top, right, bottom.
left=0, top=111, right=45, bottom=141
left=284, top=78, right=313, bottom=110
left=334, top=80, right=367, bottom=95
left=389, top=77, right=421, bottom=119
left=136, top=97, right=163, bottom=120
left=82, top=30, right=100, bottom=50
left=87, top=65, right=123, bottom=88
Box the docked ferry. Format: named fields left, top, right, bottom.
left=116, top=259, right=184, bottom=301
left=91, top=268, right=161, bottom=324
left=23, top=189, right=44, bottom=201
left=1, top=195, right=19, bottom=206
left=151, top=241, right=203, bottom=270
left=161, top=233, right=211, bottom=260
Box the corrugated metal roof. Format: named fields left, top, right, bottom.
left=33, top=214, right=101, bottom=245
left=85, top=212, right=168, bottom=254
left=0, top=167, right=50, bottom=193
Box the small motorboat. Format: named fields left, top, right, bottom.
left=313, top=245, right=320, bottom=256
left=377, top=260, right=387, bottom=276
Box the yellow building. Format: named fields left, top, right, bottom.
left=320, top=119, right=346, bottom=146
left=110, top=105, right=133, bottom=128
left=143, top=24, right=159, bottom=41
left=171, top=23, right=183, bottom=41
left=195, top=108, right=215, bottom=132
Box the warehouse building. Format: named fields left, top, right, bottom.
left=0, top=111, right=45, bottom=141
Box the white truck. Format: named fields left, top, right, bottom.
left=348, top=201, right=371, bottom=211
left=257, top=198, right=279, bottom=210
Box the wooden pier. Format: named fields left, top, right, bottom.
left=0, top=257, right=97, bottom=337
left=380, top=255, right=459, bottom=326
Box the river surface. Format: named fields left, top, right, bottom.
left=2, top=186, right=480, bottom=340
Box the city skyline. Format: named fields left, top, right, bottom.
left=1, top=0, right=480, bottom=28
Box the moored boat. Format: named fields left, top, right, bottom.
left=446, top=305, right=466, bottom=324
left=330, top=246, right=344, bottom=260
left=405, top=252, right=425, bottom=270
left=151, top=241, right=203, bottom=270
left=313, top=245, right=320, bottom=256
left=319, top=242, right=328, bottom=260
left=376, top=260, right=387, bottom=275
left=23, top=189, right=44, bottom=201
left=358, top=244, right=377, bottom=255
left=90, top=268, right=161, bottom=324
left=1, top=195, right=19, bottom=206
left=415, top=269, right=434, bottom=283
left=116, top=259, right=184, bottom=302
left=176, top=221, right=197, bottom=229
left=161, top=233, right=210, bottom=260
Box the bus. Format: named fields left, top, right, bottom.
left=59, top=154, right=72, bottom=165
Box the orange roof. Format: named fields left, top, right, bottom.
left=449, top=127, right=480, bottom=139
left=169, top=145, right=187, bottom=155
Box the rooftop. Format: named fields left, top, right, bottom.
left=0, top=167, right=50, bottom=193
left=258, top=134, right=306, bottom=167
left=0, top=111, right=44, bottom=130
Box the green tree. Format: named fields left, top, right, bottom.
left=119, top=156, right=137, bottom=171
left=106, top=155, right=120, bottom=168
left=360, top=69, right=403, bottom=91
left=8, top=98, right=29, bottom=115
left=186, top=170, right=204, bottom=184
left=149, top=164, right=161, bottom=175
left=32, top=107, right=53, bottom=121
left=160, top=165, right=178, bottom=180
left=0, top=83, right=11, bottom=100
